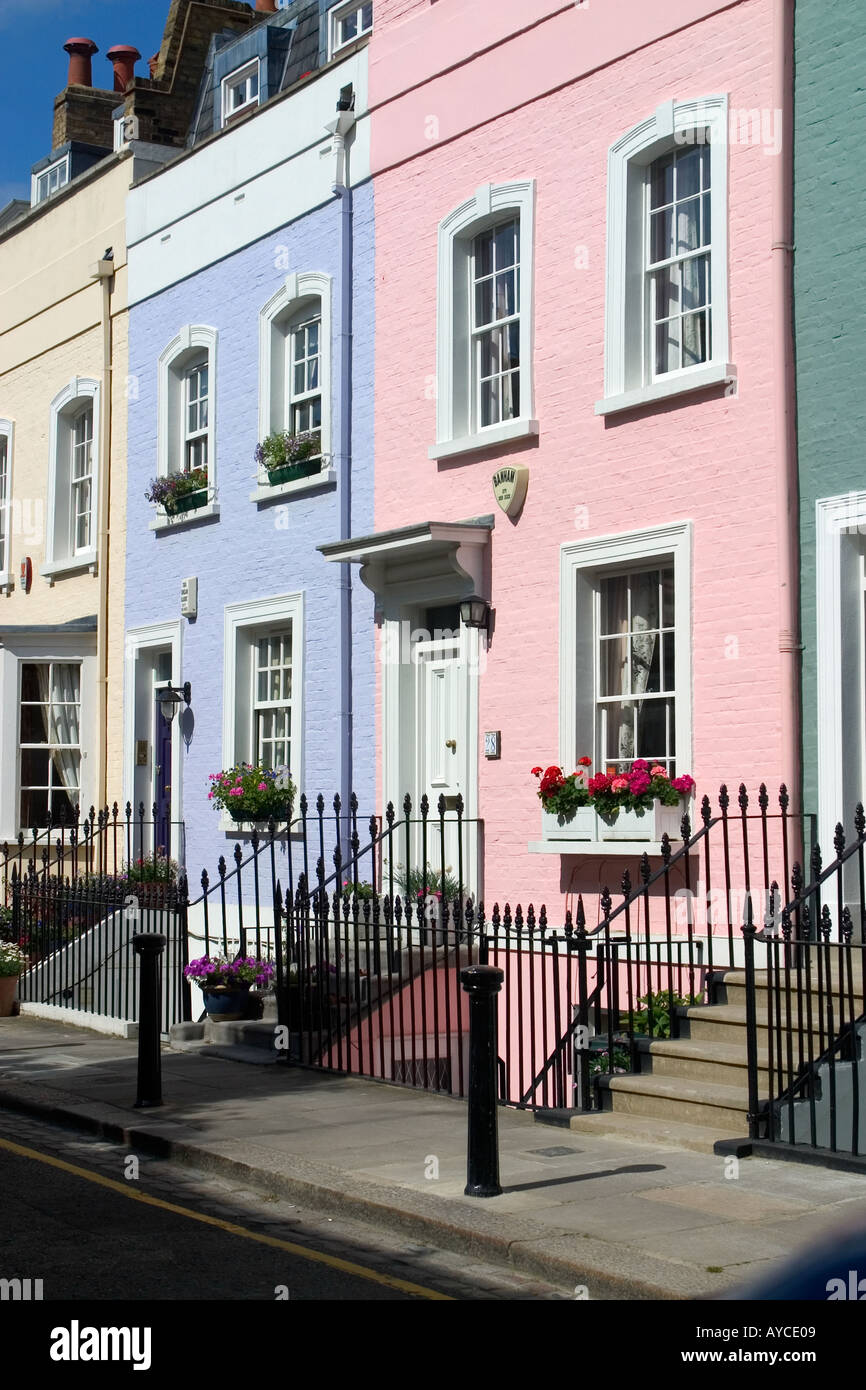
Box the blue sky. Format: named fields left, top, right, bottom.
left=0, top=0, right=169, bottom=205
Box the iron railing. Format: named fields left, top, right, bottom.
left=0, top=802, right=186, bottom=897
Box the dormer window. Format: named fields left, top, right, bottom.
left=329, top=1, right=373, bottom=57
left=32, top=156, right=69, bottom=206
left=222, top=61, right=260, bottom=126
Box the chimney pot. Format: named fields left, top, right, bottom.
left=107, top=45, right=141, bottom=93
left=148, top=51, right=160, bottom=78
left=63, top=37, right=98, bottom=88
left=255, top=0, right=279, bottom=12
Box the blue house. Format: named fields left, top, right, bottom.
left=122, top=0, right=375, bottom=884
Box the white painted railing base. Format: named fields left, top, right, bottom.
left=18, top=1001, right=139, bottom=1039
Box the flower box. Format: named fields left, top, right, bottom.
left=171, top=488, right=208, bottom=515
left=227, top=803, right=292, bottom=825
left=266, top=459, right=321, bottom=487
left=596, top=799, right=687, bottom=842
left=541, top=806, right=596, bottom=841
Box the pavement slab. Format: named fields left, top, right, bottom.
left=1, top=1012, right=865, bottom=1299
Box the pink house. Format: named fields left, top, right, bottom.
left=324, top=0, right=799, bottom=914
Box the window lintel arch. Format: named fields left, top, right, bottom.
left=258, top=271, right=332, bottom=456
left=157, top=324, right=218, bottom=482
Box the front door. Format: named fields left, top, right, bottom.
left=154, top=695, right=173, bottom=857
left=412, top=630, right=475, bottom=900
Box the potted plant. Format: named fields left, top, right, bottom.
left=533, top=760, right=596, bottom=840
left=145, top=465, right=209, bottom=516
left=184, top=954, right=275, bottom=1020
left=208, top=763, right=296, bottom=825
left=0, top=941, right=27, bottom=1017
left=123, top=851, right=179, bottom=908
left=255, top=429, right=322, bottom=487
left=589, top=762, right=695, bottom=841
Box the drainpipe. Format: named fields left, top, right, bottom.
left=91, top=255, right=114, bottom=812
left=772, top=0, right=801, bottom=807
left=326, top=105, right=356, bottom=838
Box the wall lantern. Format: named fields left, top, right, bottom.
left=157, top=682, right=191, bottom=724
left=459, top=596, right=490, bottom=633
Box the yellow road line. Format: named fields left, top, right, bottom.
left=0, top=1135, right=453, bottom=1301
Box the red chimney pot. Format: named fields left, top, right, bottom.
left=64, top=37, right=98, bottom=88
left=255, top=0, right=279, bottom=11
left=148, top=52, right=160, bottom=78
left=107, top=45, right=141, bottom=93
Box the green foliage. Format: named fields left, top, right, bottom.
left=124, top=851, right=178, bottom=883
left=623, top=990, right=698, bottom=1039
left=395, top=865, right=462, bottom=902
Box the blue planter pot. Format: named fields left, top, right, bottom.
left=201, top=985, right=251, bottom=1020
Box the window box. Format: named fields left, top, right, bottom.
left=265, top=459, right=322, bottom=488
left=541, top=806, right=596, bottom=842
left=172, top=488, right=209, bottom=515
left=595, top=799, right=686, bottom=842
left=227, top=803, right=292, bottom=826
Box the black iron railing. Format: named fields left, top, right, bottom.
left=1, top=802, right=185, bottom=896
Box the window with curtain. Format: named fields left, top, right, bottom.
left=471, top=219, right=520, bottom=429
left=19, top=661, right=81, bottom=827
left=596, top=567, right=675, bottom=774
left=184, top=361, right=208, bottom=473
left=254, top=630, right=293, bottom=771
left=647, top=136, right=711, bottom=378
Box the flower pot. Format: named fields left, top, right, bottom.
left=596, top=799, right=687, bottom=842
left=541, top=805, right=596, bottom=841
left=266, top=459, right=321, bottom=486
left=0, top=974, right=18, bottom=1017
left=169, top=488, right=208, bottom=515
left=201, top=984, right=251, bottom=1021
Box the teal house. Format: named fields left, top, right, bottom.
left=794, top=0, right=866, bottom=850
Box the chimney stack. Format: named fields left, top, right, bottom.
left=107, top=45, right=141, bottom=93
left=63, top=37, right=98, bottom=88
left=255, top=0, right=279, bottom=12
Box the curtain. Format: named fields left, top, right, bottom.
left=37, top=664, right=80, bottom=805
left=604, top=574, right=656, bottom=768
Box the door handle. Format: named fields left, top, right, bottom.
left=445, top=739, right=456, bottom=750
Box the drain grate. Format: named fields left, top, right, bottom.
left=527, top=1146, right=583, bottom=1158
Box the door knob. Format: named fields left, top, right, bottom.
left=445, top=739, right=456, bottom=750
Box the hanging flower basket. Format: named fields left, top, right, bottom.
left=209, top=763, right=296, bottom=824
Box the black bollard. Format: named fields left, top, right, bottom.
left=460, top=963, right=504, bottom=1197
left=133, top=933, right=166, bottom=1108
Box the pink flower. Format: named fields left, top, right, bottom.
left=671, top=774, right=696, bottom=795
left=629, top=771, right=651, bottom=796
left=229, top=787, right=244, bottom=797
left=257, top=782, right=267, bottom=791
left=611, top=776, right=630, bottom=793
left=650, top=765, right=668, bottom=778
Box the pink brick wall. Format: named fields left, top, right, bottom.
left=369, top=0, right=792, bottom=910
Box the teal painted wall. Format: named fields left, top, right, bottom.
left=794, top=0, right=866, bottom=816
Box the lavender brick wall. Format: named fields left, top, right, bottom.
left=125, top=181, right=376, bottom=879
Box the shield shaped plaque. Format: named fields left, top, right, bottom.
left=492, top=464, right=529, bottom=517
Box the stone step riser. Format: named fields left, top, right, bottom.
left=720, top=983, right=864, bottom=1012
left=603, top=1086, right=748, bottom=1134
left=567, top=1114, right=720, bottom=1155
left=648, top=1050, right=768, bottom=1089
left=682, top=1017, right=827, bottom=1047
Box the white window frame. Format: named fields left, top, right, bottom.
left=559, top=522, right=693, bottom=786
left=18, top=658, right=83, bottom=830
left=183, top=358, right=209, bottom=473
left=255, top=273, right=334, bottom=500
left=0, top=419, right=13, bottom=590
left=155, top=326, right=219, bottom=527
left=222, top=593, right=305, bottom=827
left=328, top=0, right=373, bottom=58
left=31, top=156, right=69, bottom=206
left=221, top=59, right=261, bottom=127
left=253, top=630, right=295, bottom=771
left=43, top=377, right=100, bottom=582
left=597, top=96, right=735, bottom=417
left=430, top=180, right=538, bottom=461
left=71, top=405, right=94, bottom=556
left=0, top=633, right=96, bottom=840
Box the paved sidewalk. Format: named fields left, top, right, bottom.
left=1, top=1013, right=865, bottom=1299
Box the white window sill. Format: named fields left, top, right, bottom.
left=527, top=840, right=688, bottom=857
left=428, top=417, right=539, bottom=461
left=40, top=552, right=98, bottom=585
left=150, top=502, right=220, bottom=533
left=595, top=363, right=737, bottom=417
left=249, top=466, right=336, bottom=505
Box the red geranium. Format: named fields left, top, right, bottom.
left=577, top=755, right=593, bottom=767
left=588, top=772, right=612, bottom=795
left=539, top=765, right=565, bottom=796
